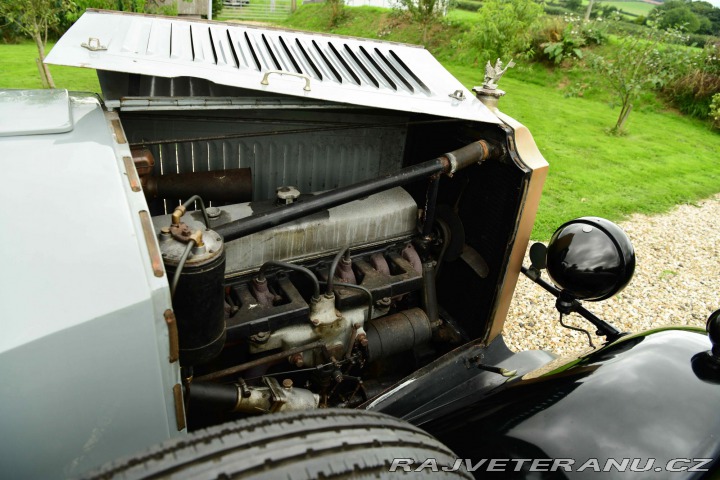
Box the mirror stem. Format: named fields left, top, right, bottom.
left=520, top=266, right=624, bottom=342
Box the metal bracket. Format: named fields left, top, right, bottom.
left=448, top=89, right=466, bottom=101
left=81, top=37, right=107, bottom=51
left=164, top=309, right=179, bottom=363
left=263, top=376, right=288, bottom=412
left=261, top=70, right=312, bottom=92
left=466, top=354, right=517, bottom=377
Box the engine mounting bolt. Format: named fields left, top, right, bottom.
left=333, top=370, right=343, bottom=383
left=289, top=353, right=304, bottom=367
left=160, top=227, right=170, bottom=235
left=357, top=333, right=369, bottom=347
left=377, top=297, right=392, bottom=307
left=282, top=379, right=293, bottom=390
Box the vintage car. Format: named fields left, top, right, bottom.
left=1, top=9, right=718, bottom=479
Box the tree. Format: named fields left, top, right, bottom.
left=0, top=0, right=71, bottom=88
left=583, top=0, right=595, bottom=22
left=397, top=0, right=448, bottom=44
left=564, top=0, right=582, bottom=12
left=591, top=23, right=686, bottom=134
left=463, top=0, right=543, bottom=62
left=652, top=0, right=720, bottom=35
left=659, top=6, right=701, bottom=32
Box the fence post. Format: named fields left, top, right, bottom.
left=291, top=0, right=297, bottom=11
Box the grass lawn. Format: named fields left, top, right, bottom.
left=581, top=0, right=656, bottom=17
left=0, top=41, right=100, bottom=92
left=1, top=7, right=718, bottom=241
left=449, top=63, right=720, bottom=239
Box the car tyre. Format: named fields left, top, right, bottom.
left=86, top=408, right=471, bottom=479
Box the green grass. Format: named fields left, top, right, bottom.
left=605, top=1, right=655, bottom=17
left=0, top=41, right=100, bottom=92
left=2, top=7, right=718, bottom=242
left=448, top=63, right=720, bottom=239
left=581, top=0, right=655, bottom=17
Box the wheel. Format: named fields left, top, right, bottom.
left=87, top=409, right=471, bottom=479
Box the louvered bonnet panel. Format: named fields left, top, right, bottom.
left=46, top=10, right=500, bottom=123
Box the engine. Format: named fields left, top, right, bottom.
left=151, top=182, right=460, bottom=424
left=121, top=106, right=521, bottom=429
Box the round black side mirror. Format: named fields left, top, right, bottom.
left=545, top=217, right=635, bottom=302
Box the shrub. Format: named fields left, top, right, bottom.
left=662, top=44, right=720, bottom=120
left=710, top=93, right=720, bottom=129
left=532, top=14, right=608, bottom=65
left=563, top=0, right=581, bottom=12
left=544, top=5, right=574, bottom=17
left=397, top=0, right=448, bottom=42
left=454, top=0, right=543, bottom=64
left=452, top=0, right=482, bottom=11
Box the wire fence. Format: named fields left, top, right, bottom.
left=220, top=0, right=296, bottom=21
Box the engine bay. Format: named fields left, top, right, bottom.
left=120, top=105, right=531, bottom=430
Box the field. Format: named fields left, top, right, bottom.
left=0, top=42, right=100, bottom=92
left=1, top=6, right=718, bottom=240
left=582, top=0, right=656, bottom=17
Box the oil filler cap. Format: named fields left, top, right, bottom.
left=277, top=186, right=300, bottom=205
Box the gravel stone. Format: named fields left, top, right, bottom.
left=503, top=194, right=720, bottom=357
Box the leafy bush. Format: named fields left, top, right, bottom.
left=0, top=14, right=25, bottom=43
left=396, top=0, right=447, bottom=42
left=532, top=14, right=608, bottom=65
left=563, top=0, right=581, bottom=12
left=451, top=0, right=482, bottom=11
left=662, top=44, right=720, bottom=120
left=453, top=0, right=543, bottom=64
left=543, top=5, right=574, bottom=17
left=710, top=93, right=720, bottom=129
left=685, top=33, right=719, bottom=47
left=213, top=0, right=224, bottom=17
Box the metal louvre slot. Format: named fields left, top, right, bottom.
left=260, top=34, right=284, bottom=70
left=209, top=25, right=236, bottom=67
left=245, top=32, right=272, bottom=71
left=190, top=24, right=215, bottom=64
left=170, top=23, right=193, bottom=61
left=359, top=46, right=397, bottom=91
left=278, top=37, right=303, bottom=74
left=311, top=40, right=343, bottom=83
left=389, top=50, right=431, bottom=94
left=327, top=42, right=362, bottom=85
left=343, top=44, right=379, bottom=88
left=226, top=29, right=251, bottom=70
left=294, top=39, right=323, bottom=80
left=374, top=48, right=414, bottom=92
left=146, top=21, right=170, bottom=58
left=120, top=18, right=152, bottom=54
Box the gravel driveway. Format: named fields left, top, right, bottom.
left=503, top=193, right=720, bottom=357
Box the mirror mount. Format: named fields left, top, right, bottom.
left=520, top=216, right=636, bottom=344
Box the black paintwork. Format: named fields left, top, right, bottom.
left=417, top=328, right=720, bottom=479
left=546, top=217, right=636, bottom=301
